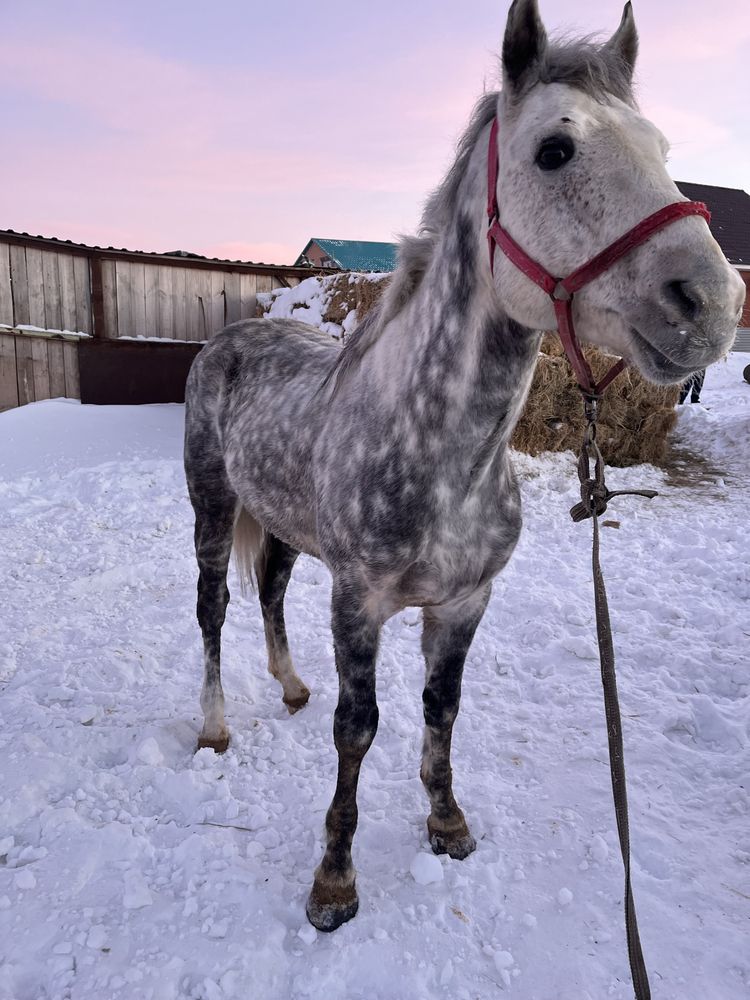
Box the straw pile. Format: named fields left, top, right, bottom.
left=260, top=274, right=679, bottom=466
left=511, top=335, right=680, bottom=466
left=323, top=273, right=390, bottom=326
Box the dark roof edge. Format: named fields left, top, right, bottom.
left=674, top=181, right=750, bottom=196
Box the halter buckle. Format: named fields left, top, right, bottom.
left=552, top=281, right=572, bottom=302
left=583, top=394, right=599, bottom=424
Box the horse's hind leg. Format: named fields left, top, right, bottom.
left=187, top=465, right=237, bottom=754
left=256, top=533, right=310, bottom=713
left=420, top=587, right=490, bottom=859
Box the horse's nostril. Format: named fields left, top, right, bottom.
left=664, top=280, right=703, bottom=321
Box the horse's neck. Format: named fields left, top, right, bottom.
left=367, top=131, right=541, bottom=459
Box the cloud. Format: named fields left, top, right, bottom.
left=0, top=25, right=496, bottom=256
left=2, top=1, right=748, bottom=261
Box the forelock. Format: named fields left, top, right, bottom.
left=510, top=37, right=637, bottom=108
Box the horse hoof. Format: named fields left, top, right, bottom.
left=284, top=688, right=311, bottom=714
left=196, top=734, right=229, bottom=753
left=428, top=818, right=476, bottom=860
left=306, top=883, right=359, bottom=932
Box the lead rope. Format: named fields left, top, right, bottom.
left=570, top=396, right=656, bottom=1000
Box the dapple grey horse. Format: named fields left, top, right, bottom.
left=184, top=0, right=744, bottom=931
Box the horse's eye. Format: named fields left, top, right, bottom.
left=536, top=136, right=575, bottom=171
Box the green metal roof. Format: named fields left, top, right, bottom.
left=296, top=238, right=398, bottom=272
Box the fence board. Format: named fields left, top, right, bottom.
left=156, top=265, right=174, bottom=339
left=26, top=249, right=46, bottom=328
left=185, top=269, right=201, bottom=341
left=63, top=341, right=80, bottom=398
left=0, top=334, right=18, bottom=411
left=144, top=264, right=159, bottom=338
left=0, top=244, right=13, bottom=326
left=101, top=260, right=118, bottom=338
left=210, top=271, right=226, bottom=334
left=172, top=268, right=187, bottom=340
left=42, top=251, right=62, bottom=330
left=9, top=246, right=29, bottom=326
left=58, top=254, right=77, bottom=332
left=194, top=269, right=212, bottom=340
left=240, top=273, right=257, bottom=319
left=31, top=337, right=51, bottom=400
left=115, top=262, right=133, bottom=340
left=73, top=256, right=92, bottom=334
left=130, top=262, right=147, bottom=338
left=47, top=339, right=66, bottom=397
left=15, top=337, right=35, bottom=404
left=256, top=275, right=275, bottom=295
left=165, top=267, right=187, bottom=340
left=224, top=272, right=241, bottom=325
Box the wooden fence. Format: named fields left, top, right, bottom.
left=0, top=231, right=313, bottom=411
left=0, top=330, right=80, bottom=411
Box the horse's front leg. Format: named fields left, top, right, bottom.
left=420, top=586, right=491, bottom=859
left=306, top=580, right=380, bottom=932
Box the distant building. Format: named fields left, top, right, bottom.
left=675, top=182, right=750, bottom=350
left=295, top=238, right=398, bottom=273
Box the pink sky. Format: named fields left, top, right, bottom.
left=2, top=1, right=748, bottom=265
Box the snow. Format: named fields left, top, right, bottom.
left=258, top=272, right=388, bottom=340
left=259, top=275, right=346, bottom=338
left=0, top=356, right=748, bottom=999
left=118, top=336, right=204, bottom=345
left=410, top=853, right=444, bottom=885
left=2, top=324, right=90, bottom=339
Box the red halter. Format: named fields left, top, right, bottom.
left=486, top=117, right=711, bottom=397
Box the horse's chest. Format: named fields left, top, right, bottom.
left=407, top=492, right=522, bottom=601
left=321, top=461, right=522, bottom=609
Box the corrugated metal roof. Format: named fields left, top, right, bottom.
left=675, top=183, right=750, bottom=266
left=296, top=239, right=398, bottom=273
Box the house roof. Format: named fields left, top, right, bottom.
left=675, top=183, right=750, bottom=266
left=296, top=238, right=398, bottom=272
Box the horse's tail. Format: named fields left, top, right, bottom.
left=232, top=507, right=266, bottom=596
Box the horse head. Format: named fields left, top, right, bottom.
left=492, top=0, right=745, bottom=384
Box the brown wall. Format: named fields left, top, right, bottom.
left=304, top=242, right=338, bottom=269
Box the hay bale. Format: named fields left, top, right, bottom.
left=354, top=274, right=390, bottom=322
left=322, top=273, right=390, bottom=330
left=321, top=273, right=356, bottom=324
left=512, top=336, right=679, bottom=466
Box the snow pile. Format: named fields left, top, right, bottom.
left=258, top=272, right=388, bottom=340
left=0, top=357, right=748, bottom=998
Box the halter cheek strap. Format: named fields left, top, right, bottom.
left=486, top=117, right=711, bottom=397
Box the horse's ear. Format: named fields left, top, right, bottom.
left=502, top=0, right=548, bottom=93
left=605, top=2, right=639, bottom=80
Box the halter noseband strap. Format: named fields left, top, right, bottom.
left=486, top=117, right=711, bottom=397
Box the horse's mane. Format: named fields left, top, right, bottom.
left=321, top=36, right=635, bottom=397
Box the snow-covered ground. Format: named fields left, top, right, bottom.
left=0, top=355, right=748, bottom=1000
